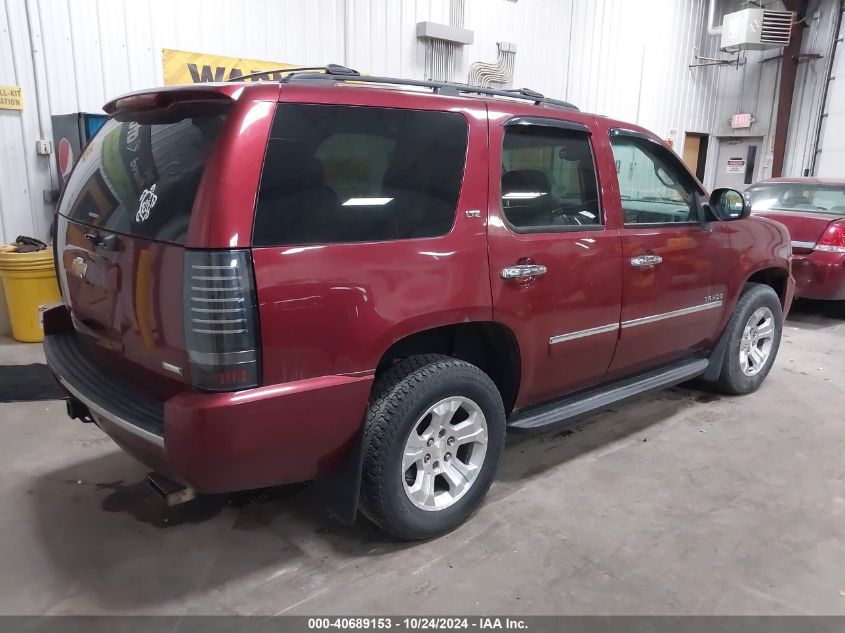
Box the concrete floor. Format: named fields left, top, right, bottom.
left=0, top=301, right=844, bottom=616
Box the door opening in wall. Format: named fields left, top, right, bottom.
left=682, top=133, right=709, bottom=182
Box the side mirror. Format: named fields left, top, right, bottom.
left=709, top=188, right=751, bottom=221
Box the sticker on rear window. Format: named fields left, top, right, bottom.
left=136, top=185, right=157, bottom=223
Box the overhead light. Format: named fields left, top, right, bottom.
left=342, top=197, right=394, bottom=206
left=502, top=192, right=545, bottom=200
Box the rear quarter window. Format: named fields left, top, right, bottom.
left=253, top=104, right=469, bottom=246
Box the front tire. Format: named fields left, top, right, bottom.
left=360, top=355, right=506, bottom=540
left=711, top=283, right=783, bottom=395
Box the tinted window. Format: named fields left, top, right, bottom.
left=611, top=135, right=698, bottom=225
left=58, top=112, right=227, bottom=244
left=749, top=184, right=845, bottom=215
left=253, top=104, right=468, bottom=246
left=501, top=125, right=600, bottom=230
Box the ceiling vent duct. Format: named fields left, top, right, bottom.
left=720, top=8, right=794, bottom=51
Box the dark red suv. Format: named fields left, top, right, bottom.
left=45, top=66, right=794, bottom=539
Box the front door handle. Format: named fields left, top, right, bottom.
left=630, top=254, right=663, bottom=268
left=501, top=264, right=548, bottom=279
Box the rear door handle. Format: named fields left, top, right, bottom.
left=630, top=255, right=663, bottom=268
left=501, top=264, right=548, bottom=279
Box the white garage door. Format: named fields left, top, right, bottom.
left=816, top=15, right=845, bottom=178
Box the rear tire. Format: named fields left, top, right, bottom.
left=711, top=283, right=783, bottom=395
left=360, top=355, right=506, bottom=540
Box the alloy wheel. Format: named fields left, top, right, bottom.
left=401, top=396, right=488, bottom=512
left=739, top=306, right=776, bottom=377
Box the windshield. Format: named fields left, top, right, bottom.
left=748, top=184, right=845, bottom=215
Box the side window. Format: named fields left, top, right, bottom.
left=809, top=188, right=845, bottom=211
left=610, top=135, right=698, bottom=225
left=501, top=124, right=600, bottom=230
left=253, top=104, right=468, bottom=246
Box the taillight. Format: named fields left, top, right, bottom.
left=816, top=221, right=845, bottom=253
left=183, top=250, right=261, bottom=391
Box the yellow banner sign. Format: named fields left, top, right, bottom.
left=162, top=48, right=298, bottom=85
left=0, top=85, right=23, bottom=110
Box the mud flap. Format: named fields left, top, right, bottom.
left=312, top=428, right=365, bottom=524
left=702, top=324, right=730, bottom=382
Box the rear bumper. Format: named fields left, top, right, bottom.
left=791, top=251, right=845, bottom=301
left=44, top=332, right=374, bottom=493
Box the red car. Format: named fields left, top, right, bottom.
left=44, top=66, right=794, bottom=539
left=748, top=177, right=845, bottom=301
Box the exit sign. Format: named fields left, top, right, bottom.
left=731, top=113, right=753, bottom=129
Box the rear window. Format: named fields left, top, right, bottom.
left=253, top=104, right=468, bottom=246
left=58, top=111, right=227, bottom=244
left=749, top=184, right=845, bottom=215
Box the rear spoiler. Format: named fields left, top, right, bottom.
left=102, top=83, right=278, bottom=116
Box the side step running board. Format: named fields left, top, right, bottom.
left=507, top=358, right=709, bottom=431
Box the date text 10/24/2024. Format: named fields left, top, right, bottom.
left=308, top=617, right=529, bottom=630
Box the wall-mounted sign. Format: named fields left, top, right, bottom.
left=731, top=113, right=753, bottom=129
left=0, top=85, right=23, bottom=110
left=726, top=157, right=746, bottom=173
left=162, top=48, right=298, bottom=85
left=666, top=128, right=678, bottom=150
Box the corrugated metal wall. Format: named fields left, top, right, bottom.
left=468, top=0, right=724, bottom=142
left=0, top=0, right=841, bottom=334
left=1, top=0, right=54, bottom=244
left=796, top=0, right=844, bottom=178
left=782, top=0, right=842, bottom=178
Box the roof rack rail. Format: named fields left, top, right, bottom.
left=504, top=87, right=543, bottom=99
left=228, top=64, right=361, bottom=82
left=274, top=64, right=578, bottom=111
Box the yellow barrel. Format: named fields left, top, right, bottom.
left=0, top=248, right=62, bottom=343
